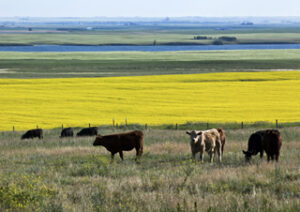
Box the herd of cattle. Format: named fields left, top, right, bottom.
left=20, top=127, right=282, bottom=162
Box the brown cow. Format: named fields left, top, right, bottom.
left=263, top=129, right=282, bottom=162
left=93, top=130, right=143, bottom=161
left=217, top=128, right=226, bottom=155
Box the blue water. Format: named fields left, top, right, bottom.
left=1, top=44, right=300, bottom=52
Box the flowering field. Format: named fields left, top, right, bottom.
left=0, top=71, right=300, bottom=131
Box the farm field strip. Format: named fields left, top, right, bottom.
left=1, top=49, right=300, bottom=61
left=1, top=71, right=300, bottom=131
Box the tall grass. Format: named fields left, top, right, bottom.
left=0, top=127, right=299, bottom=211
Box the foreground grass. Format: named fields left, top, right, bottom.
left=0, top=127, right=299, bottom=211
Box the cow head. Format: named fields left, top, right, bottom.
left=242, top=150, right=253, bottom=162
left=186, top=130, right=202, bottom=143
left=93, top=135, right=103, bottom=146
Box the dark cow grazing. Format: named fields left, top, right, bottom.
left=21, top=129, right=43, bottom=140
left=217, top=128, right=226, bottom=155
left=60, top=127, right=74, bottom=138
left=243, top=129, right=282, bottom=162
left=262, top=130, right=282, bottom=162
left=93, top=130, right=143, bottom=161
left=76, top=127, right=98, bottom=137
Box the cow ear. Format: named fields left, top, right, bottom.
left=197, top=131, right=202, bottom=135
left=186, top=131, right=191, bottom=135
left=242, top=150, right=247, bottom=155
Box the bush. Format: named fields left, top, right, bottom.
left=218, top=36, right=237, bottom=42
left=0, top=174, right=55, bottom=210
left=194, top=36, right=208, bottom=40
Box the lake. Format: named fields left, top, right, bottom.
left=1, top=44, right=300, bottom=52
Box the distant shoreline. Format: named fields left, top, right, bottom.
left=1, top=42, right=300, bottom=47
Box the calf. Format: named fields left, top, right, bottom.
left=217, top=128, right=226, bottom=156
left=21, top=129, right=43, bottom=140
left=76, top=127, right=98, bottom=137
left=186, top=128, right=222, bottom=163
left=93, top=130, right=143, bottom=161
left=60, top=127, right=74, bottom=138
left=243, top=129, right=282, bottom=162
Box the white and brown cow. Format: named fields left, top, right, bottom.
left=186, top=128, right=222, bottom=163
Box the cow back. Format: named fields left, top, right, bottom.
left=263, top=130, right=282, bottom=155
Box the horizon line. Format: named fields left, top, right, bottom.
left=1, top=16, right=300, bottom=18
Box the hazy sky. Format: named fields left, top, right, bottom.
left=1, top=0, right=300, bottom=17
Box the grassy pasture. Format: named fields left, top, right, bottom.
left=0, top=127, right=299, bottom=211
left=1, top=50, right=300, bottom=78
left=1, top=27, right=300, bottom=45
left=1, top=71, right=300, bottom=131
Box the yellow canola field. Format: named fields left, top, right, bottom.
left=0, top=71, right=300, bottom=131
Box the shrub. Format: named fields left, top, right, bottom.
left=194, top=36, right=208, bottom=40
left=0, top=174, right=55, bottom=210
left=218, top=36, right=237, bottom=42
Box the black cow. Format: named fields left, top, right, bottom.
left=21, top=129, right=43, bottom=140
left=76, top=127, right=98, bottom=137
left=93, top=130, right=144, bottom=161
left=60, top=127, right=74, bottom=138
left=242, top=129, right=281, bottom=162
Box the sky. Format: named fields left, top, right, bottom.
left=0, top=0, right=300, bottom=17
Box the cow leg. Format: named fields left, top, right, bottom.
left=267, top=154, right=270, bottom=162
left=260, top=151, right=264, bottom=159
left=221, top=144, right=224, bottom=157
left=119, top=151, right=124, bottom=161
left=135, top=146, right=143, bottom=161
left=199, top=152, right=202, bottom=162
left=191, top=151, right=196, bottom=161
left=111, top=153, right=115, bottom=162
left=210, top=149, right=214, bottom=163
left=199, top=150, right=205, bottom=162
left=199, top=146, right=205, bottom=162
left=217, top=147, right=222, bottom=162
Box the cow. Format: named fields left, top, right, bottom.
left=186, top=128, right=222, bottom=163
left=76, top=127, right=98, bottom=137
left=93, top=130, right=143, bottom=161
left=60, top=127, right=74, bottom=138
left=217, top=128, right=226, bottom=156
left=242, top=129, right=282, bottom=162
left=21, top=129, right=43, bottom=140
left=262, top=130, right=282, bottom=162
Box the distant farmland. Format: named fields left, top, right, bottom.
left=1, top=71, right=300, bottom=131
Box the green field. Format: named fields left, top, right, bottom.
left=1, top=26, right=300, bottom=45
left=0, top=127, right=299, bottom=211
left=1, top=50, right=300, bottom=78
